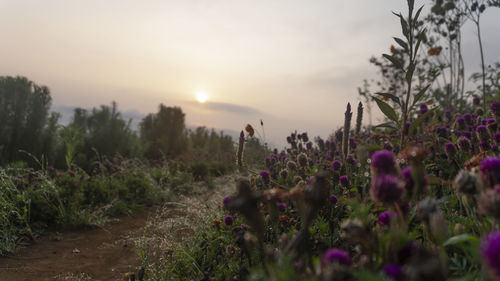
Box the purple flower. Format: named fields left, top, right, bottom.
left=370, top=174, right=404, bottom=204
left=378, top=210, right=392, bottom=227
left=329, top=194, right=338, bottom=204
left=473, top=96, right=481, bottom=106
left=276, top=202, right=287, bottom=212
left=404, top=121, right=411, bottom=135
left=306, top=141, right=313, bottom=150
left=481, top=230, right=500, bottom=278
left=479, top=141, right=491, bottom=152
left=349, top=137, right=357, bottom=150
left=321, top=248, right=351, bottom=267
left=444, top=109, right=452, bottom=120
left=436, top=126, right=447, bottom=138
left=477, top=125, right=490, bottom=142
left=339, top=175, right=348, bottom=187
left=301, top=132, right=309, bottom=142
left=383, top=263, right=403, bottom=281
left=371, top=150, right=397, bottom=176
left=490, top=101, right=500, bottom=118
left=259, top=170, right=271, bottom=184
left=444, top=142, right=456, bottom=158
left=224, top=215, right=234, bottom=226
left=494, top=133, right=500, bottom=144
left=420, top=104, right=428, bottom=115
left=462, top=131, right=473, bottom=139
left=457, top=117, right=466, bottom=129
left=480, top=157, right=500, bottom=187
left=457, top=136, right=471, bottom=152
left=401, top=166, right=427, bottom=194
left=464, top=113, right=473, bottom=124
left=222, top=196, right=232, bottom=209
left=331, top=160, right=342, bottom=171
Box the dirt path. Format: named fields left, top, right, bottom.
left=0, top=176, right=236, bottom=281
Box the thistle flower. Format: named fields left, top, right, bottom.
left=404, top=121, right=411, bottom=135
left=494, top=133, right=500, bottom=144
left=329, top=194, right=338, bottom=204
left=370, top=174, right=404, bottom=204
left=476, top=125, right=490, bottom=142
left=420, top=104, right=428, bottom=115
left=342, top=103, right=352, bottom=158
left=286, top=136, right=292, bottom=143
left=355, top=101, right=363, bottom=135
left=276, top=202, right=287, bottom=212
left=464, top=113, right=473, bottom=125
left=227, top=179, right=264, bottom=241
left=306, top=141, right=313, bottom=150
left=317, top=137, right=325, bottom=151
left=416, top=198, right=441, bottom=224
left=335, top=130, right=343, bottom=143
left=473, top=96, right=481, bottom=106
left=383, top=264, right=403, bottom=281
left=444, top=109, right=452, bottom=121
left=478, top=186, right=500, bottom=220
left=378, top=210, right=392, bottom=227
left=279, top=169, right=288, bottom=180
left=444, top=142, right=456, bottom=158
left=490, top=101, right=500, bottom=121
left=481, top=230, right=500, bottom=279
left=349, top=137, right=357, bottom=150
left=383, top=141, right=393, bottom=151
left=259, top=170, right=270, bottom=185
left=297, top=153, right=308, bottom=167
left=479, top=141, right=491, bottom=152
left=480, top=157, right=500, bottom=188
left=436, top=126, right=447, bottom=138
left=475, top=107, right=484, bottom=117
left=339, top=175, right=348, bottom=187
left=401, top=166, right=427, bottom=194
left=462, top=131, right=473, bottom=139
left=453, top=170, right=477, bottom=195
left=301, top=132, right=309, bottom=142
left=346, top=154, right=356, bottom=166
left=321, top=248, right=352, bottom=267
left=223, top=196, right=232, bottom=209
left=371, top=150, right=398, bottom=176
left=286, top=161, right=297, bottom=171
left=331, top=160, right=341, bottom=172
left=457, top=136, right=471, bottom=152
left=456, top=117, right=466, bottom=130
left=224, top=215, right=234, bottom=226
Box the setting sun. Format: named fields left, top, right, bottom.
left=196, top=91, right=209, bottom=103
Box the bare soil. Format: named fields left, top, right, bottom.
left=0, top=176, right=236, bottom=281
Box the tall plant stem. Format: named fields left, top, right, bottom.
left=400, top=1, right=414, bottom=149
left=476, top=18, right=487, bottom=113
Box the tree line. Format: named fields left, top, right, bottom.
left=0, top=76, right=235, bottom=170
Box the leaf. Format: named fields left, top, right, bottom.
left=412, top=84, right=431, bottom=108
left=408, top=107, right=439, bottom=136
left=443, top=234, right=479, bottom=247
left=373, top=122, right=398, bottom=130
left=373, top=97, right=399, bottom=124
left=398, top=13, right=409, bottom=39
left=414, top=6, right=424, bottom=23
left=383, top=54, right=403, bottom=69
left=375, top=92, right=401, bottom=106
left=406, top=63, right=415, bottom=84
left=393, top=37, right=408, bottom=51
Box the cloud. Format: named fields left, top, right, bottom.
left=194, top=101, right=261, bottom=115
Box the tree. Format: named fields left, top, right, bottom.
left=140, top=104, right=187, bottom=159
left=0, top=76, right=55, bottom=165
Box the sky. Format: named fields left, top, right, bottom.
left=1, top=0, right=499, bottom=148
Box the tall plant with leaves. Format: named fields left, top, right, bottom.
left=376, top=0, right=430, bottom=148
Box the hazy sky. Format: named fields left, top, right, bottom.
left=1, top=0, right=499, bottom=147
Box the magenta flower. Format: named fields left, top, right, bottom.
left=276, top=202, right=287, bottom=212
left=222, top=196, right=232, bottom=209
left=378, top=210, right=392, bottom=227
left=444, top=142, right=456, bottom=158
left=329, top=194, right=338, bottom=204
left=224, top=215, right=234, bottom=226
left=490, top=101, right=500, bottom=118
left=371, top=150, right=397, bottom=176
left=457, top=136, right=471, bottom=152
left=480, top=157, right=500, bottom=187
left=420, top=104, right=428, bottom=115
left=259, top=170, right=271, bottom=184
left=401, top=166, right=427, bottom=194
left=339, top=175, right=348, bottom=187
left=477, top=125, right=490, bottom=142
left=370, top=174, right=404, bottom=204
left=331, top=160, right=341, bottom=171
left=383, top=263, right=403, bottom=281
left=321, top=248, right=351, bottom=267
left=481, top=230, right=500, bottom=278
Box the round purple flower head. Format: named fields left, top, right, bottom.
left=371, top=150, right=397, bottom=176
left=490, top=101, right=500, bottom=118
left=331, top=160, right=341, bottom=171
left=224, top=215, right=234, bottom=226
left=464, top=113, right=473, bottom=124
left=402, top=166, right=427, bottom=194
left=494, top=133, right=500, bottom=144
left=329, top=194, right=338, bottom=204
left=444, top=142, right=456, bottom=158
left=480, top=141, right=491, bottom=152
left=481, top=230, right=500, bottom=278
left=222, top=196, right=231, bottom=209
left=457, top=136, right=471, bottom=152
left=473, top=96, right=481, bottom=106
left=349, top=137, right=357, bottom=150
left=383, top=263, right=403, bottom=281
left=436, top=126, right=447, bottom=138
left=339, top=175, right=348, bottom=187
left=370, top=174, right=404, bottom=204
left=306, top=141, right=313, bottom=150
left=480, top=157, right=500, bottom=187
left=420, top=104, right=428, bottom=115
left=301, top=132, right=309, bottom=142
left=277, top=202, right=287, bottom=212
left=476, top=125, right=490, bottom=142
left=321, top=248, right=351, bottom=267
left=259, top=170, right=271, bottom=184
left=404, top=121, right=411, bottom=135
left=444, top=109, right=452, bottom=120
left=378, top=210, right=392, bottom=227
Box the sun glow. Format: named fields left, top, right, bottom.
left=196, top=91, right=209, bottom=103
